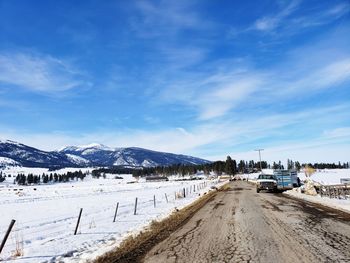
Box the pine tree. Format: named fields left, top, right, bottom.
left=225, top=156, right=236, bottom=175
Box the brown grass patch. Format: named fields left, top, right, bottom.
left=93, top=182, right=230, bottom=263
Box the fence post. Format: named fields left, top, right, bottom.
left=134, top=197, right=138, bottom=215
left=113, top=202, right=119, bottom=222
left=183, top=188, right=186, bottom=198
left=153, top=195, right=156, bottom=208
left=0, top=219, right=16, bottom=254
left=74, top=208, right=83, bottom=235
left=165, top=193, right=168, bottom=203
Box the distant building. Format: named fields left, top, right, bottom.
left=145, top=176, right=169, bottom=182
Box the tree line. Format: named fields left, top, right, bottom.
left=14, top=170, right=87, bottom=185
left=2, top=157, right=348, bottom=185
left=130, top=157, right=269, bottom=177
left=301, top=162, right=349, bottom=169
left=97, top=157, right=350, bottom=178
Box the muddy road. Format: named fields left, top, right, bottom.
left=143, top=181, right=350, bottom=263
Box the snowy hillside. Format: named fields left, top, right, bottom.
left=59, top=144, right=211, bottom=167
left=0, top=157, right=20, bottom=168
left=0, top=140, right=81, bottom=169
left=0, top=139, right=210, bottom=169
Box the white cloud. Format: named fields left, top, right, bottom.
left=323, top=127, right=350, bottom=139
left=196, top=76, right=263, bottom=120
left=254, top=0, right=300, bottom=32
left=253, top=1, right=350, bottom=33
left=1, top=103, right=349, bottom=164
left=132, top=0, right=209, bottom=37
left=327, top=3, right=350, bottom=16
left=0, top=52, right=85, bottom=93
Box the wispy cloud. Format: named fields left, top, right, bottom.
left=252, top=1, right=349, bottom=34
left=157, top=66, right=264, bottom=120
left=254, top=0, right=300, bottom=31
left=294, top=58, right=350, bottom=90
left=1, top=103, right=349, bottom=164
left=0, top=52, right=86, bottom=93
left=290, top=2, right=350, bottom=29
left=131, top=0, right=209, bottom=38
left=156, top=39, right=350, bottom=121
left=195, top=76, right=263, bottom=120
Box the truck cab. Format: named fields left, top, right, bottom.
left=256, top=174, right=277, bottom=193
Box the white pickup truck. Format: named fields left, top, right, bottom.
left=256, top=174, right=278, bottom=193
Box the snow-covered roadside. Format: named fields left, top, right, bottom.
left=298, top=169, right=350, bottom=185
left=0, top=174, right=227, bottom=263
left=283, top=189, right=350, bottom=214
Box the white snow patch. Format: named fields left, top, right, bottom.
left=141, top=159, right=157, bottom=167
left=284, top=189, right=350, bottom=214
left=298, top=169, right=350, bottom=185
left=66, top=154, right=90, bottom=165
left=113, top=157, right=129, bottom=166
left=0, top=157, right=20, bottom=167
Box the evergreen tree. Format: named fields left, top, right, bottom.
left=225, top=156, right=236, bottom=175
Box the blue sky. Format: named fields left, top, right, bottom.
left=0, top=0, right=350, bottom=163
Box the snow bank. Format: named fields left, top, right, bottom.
left=284, top=189, right=350, bottom=214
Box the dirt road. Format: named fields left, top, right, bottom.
left=143, top=181, right=350, bottom=263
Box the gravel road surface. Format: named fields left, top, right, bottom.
left=143, top=181, right=350, bottom=263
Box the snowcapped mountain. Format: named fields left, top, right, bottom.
left=0, top=140, right=210, bottom=169
left=0, top=140, right=82, bottom=169
left=59, top=144, right=210, bottom=167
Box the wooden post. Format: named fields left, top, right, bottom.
left=0, top=219, right=16, bottom=254
left=113, top=202, right=119, bottom=222
left=134, top=197, right=138, bottom=215
left=165, top=193, right=168, bottom=203
left=74, top=208, right=83, bottom=235
left=153, top=195, right=156, bottom=208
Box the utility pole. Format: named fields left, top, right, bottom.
left=255, top=149, right=264, bottom=172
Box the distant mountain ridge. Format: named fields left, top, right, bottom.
left=0, top=139, right=210, bottom=169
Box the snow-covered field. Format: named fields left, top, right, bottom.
left=298, top=169, right=350, bottom=185
left=0, top=170, right=224, bottom=262
left=0, top=166, right=94, bottom=177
